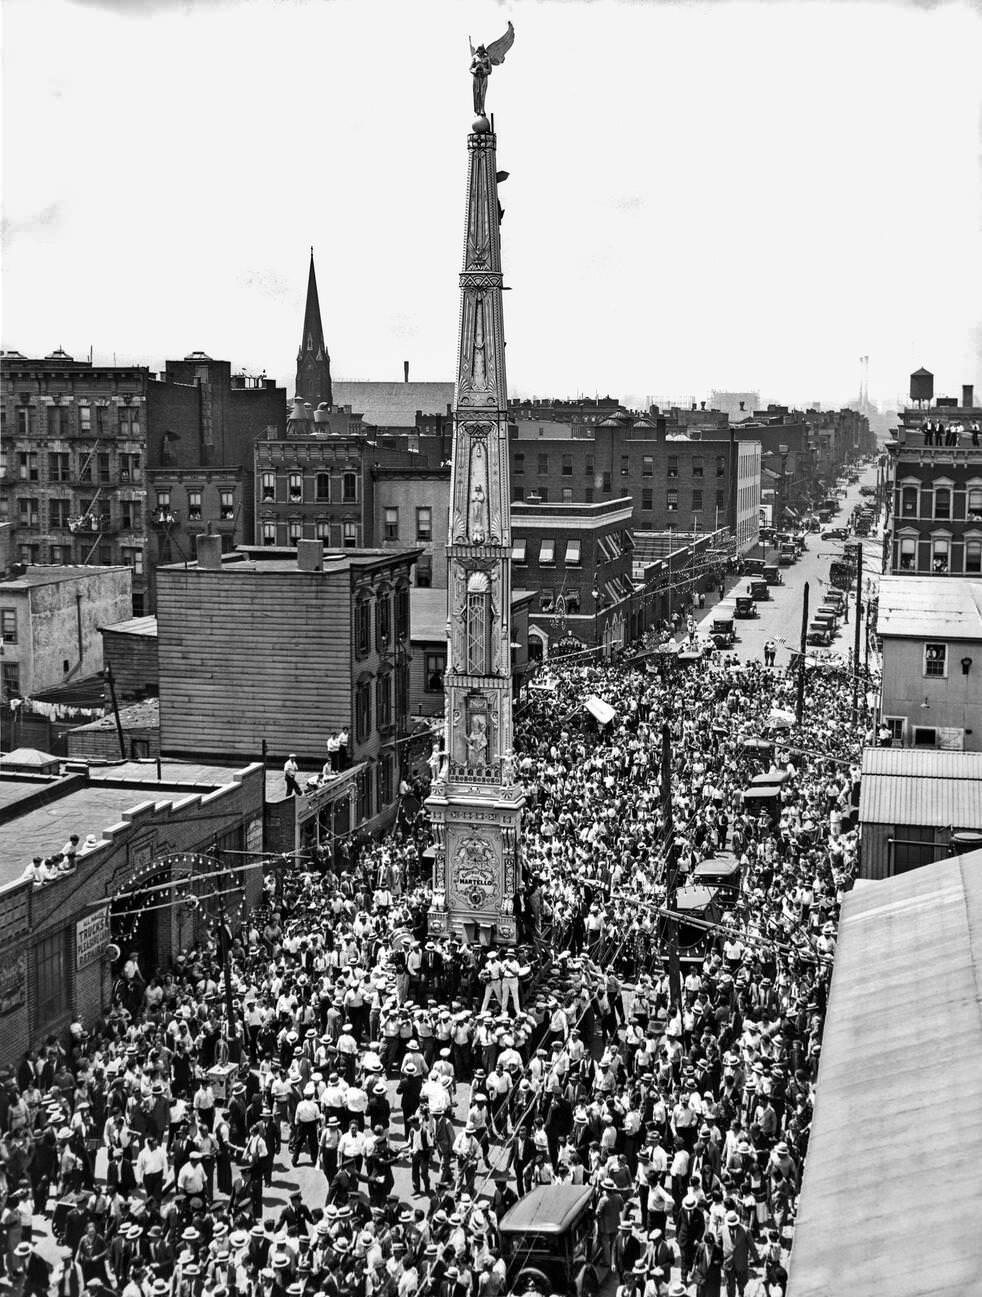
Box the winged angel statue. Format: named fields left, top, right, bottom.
left=469, top=22, right=515, bottom=116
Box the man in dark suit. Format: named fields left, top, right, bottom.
left=675, top=1194, right=706, bottom=1286
left=719, top=1209, right=759, bottom=1297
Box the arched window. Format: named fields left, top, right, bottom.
left=465, top=571, right=491, bottom=674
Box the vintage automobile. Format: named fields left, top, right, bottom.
left=806, top=626, right=833, bottom=646
left=749, top=579, right=770, bottom=602
left=669, top=885, right=725, bottom=966
left=499, top=1185, right=604, bottom=1297
left=711, top=608, right=735, bottom=647
left=744, top=558, right=766, bottom=577
left=741, top=784, right=782, bottom=827
left=734, top=595, right=758, bottom=619
left=692, top=853, right=742, bottom=906
left=821, top=527, right=849, bottom=541
left=778, top=543, right=797, bottom=566
left=763, top=564, right=782, bottom=586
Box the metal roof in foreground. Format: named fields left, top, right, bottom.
left=858, top=749, right=982, bottom=828
left=787, top=851, right=982, bottom=1297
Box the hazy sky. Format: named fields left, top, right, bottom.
left=2, top=0, right=981, bottom=410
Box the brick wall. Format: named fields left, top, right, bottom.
left=0, top=763, right=264, bottom=1066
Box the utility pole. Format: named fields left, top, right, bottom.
left=852, top=548, right=864, bottom=727
left=211, top=846, right=237, bottom=1047
left=661, top=721, right=682, bottom=1008
left=104, top=663, right=126, bottom=760
left=796, top=581, right=809, bottom=726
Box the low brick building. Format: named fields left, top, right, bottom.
left=0, top=759, right=264, bottom=1064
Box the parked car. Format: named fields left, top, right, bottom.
left=498, top=1185, right=604, bottom=1297
left=822, top=527, right=849, bottom=540
left=749, top=580, right=770, bottom=602
left=734, top=596, right=758, bottom=618
left=763, top=564, right=782, bottom=585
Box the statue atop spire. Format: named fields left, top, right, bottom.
left=295, top=248, right=332, bottom=407
left=469, top=22, right=514, bottom=120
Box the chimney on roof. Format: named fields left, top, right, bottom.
left=404, top=361, right=409, bottom=383
left=962, top=384, right=974, bottom=408
left=700, top=401, right=706, bottom=411
left=739, top=401, right=745, bottom=412
left=195, top=534, right=222, bottom=570
left=297, top=539, right=323, bottom=572
left=691, top=403, right=697, bottom=412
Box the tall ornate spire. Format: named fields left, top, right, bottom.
left=426, top=47, right=522, bottom=946
left=295, top=248, right=332, bottom=406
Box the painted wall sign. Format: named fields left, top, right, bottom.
left=76, top=907, right=110, bottom=969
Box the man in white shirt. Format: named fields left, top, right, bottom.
left=176, top=1150, right=207, bottom=1200
left=135, top=1135, right=168, bottom=1201
left=292, top=1084, right=321, bottom=1166
left=338, top=1121, right=365, bottom=1172
left=500, top=950, right=522, bottom=1016
left=480, top=955, right=504, bottom=1014
left=283, top=755, right=301, bottom=797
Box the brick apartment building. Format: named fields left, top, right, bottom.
left=511, top=497, right=637, bottom=655
left=1, top=348, right=285, bottom=613
left=886, top=372, right=982, bottom=578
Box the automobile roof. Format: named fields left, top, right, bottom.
left=499, top=1185, right=594, bottom=1236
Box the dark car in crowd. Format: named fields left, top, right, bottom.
left=822, top=527, right=849, bottom=541
left=499, top=1185, right=604, bottom=1297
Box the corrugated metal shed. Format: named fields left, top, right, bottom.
left=861, top=748, right=982, bottom=780
left=788, top=852, right=982, bottom=1297
left=859, top=748, right=982, bottom=828
left=876, top=575, right=982, bottom=641
left=859, top=778, right=982, bottom=828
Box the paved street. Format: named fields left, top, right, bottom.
left=697, top=464, right=884, bottom=671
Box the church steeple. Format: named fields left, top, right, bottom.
left=295, top=248, right=332, bottom=406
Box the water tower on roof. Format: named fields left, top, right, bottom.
left=909, top=367, right=934, bottom=407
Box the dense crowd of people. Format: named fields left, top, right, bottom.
left=0, top=647, right=868, bottom=1297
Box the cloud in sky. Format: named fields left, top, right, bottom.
left=3, top=0, right=981, bottom=407
left=1, top=202, right=65, bottom=248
